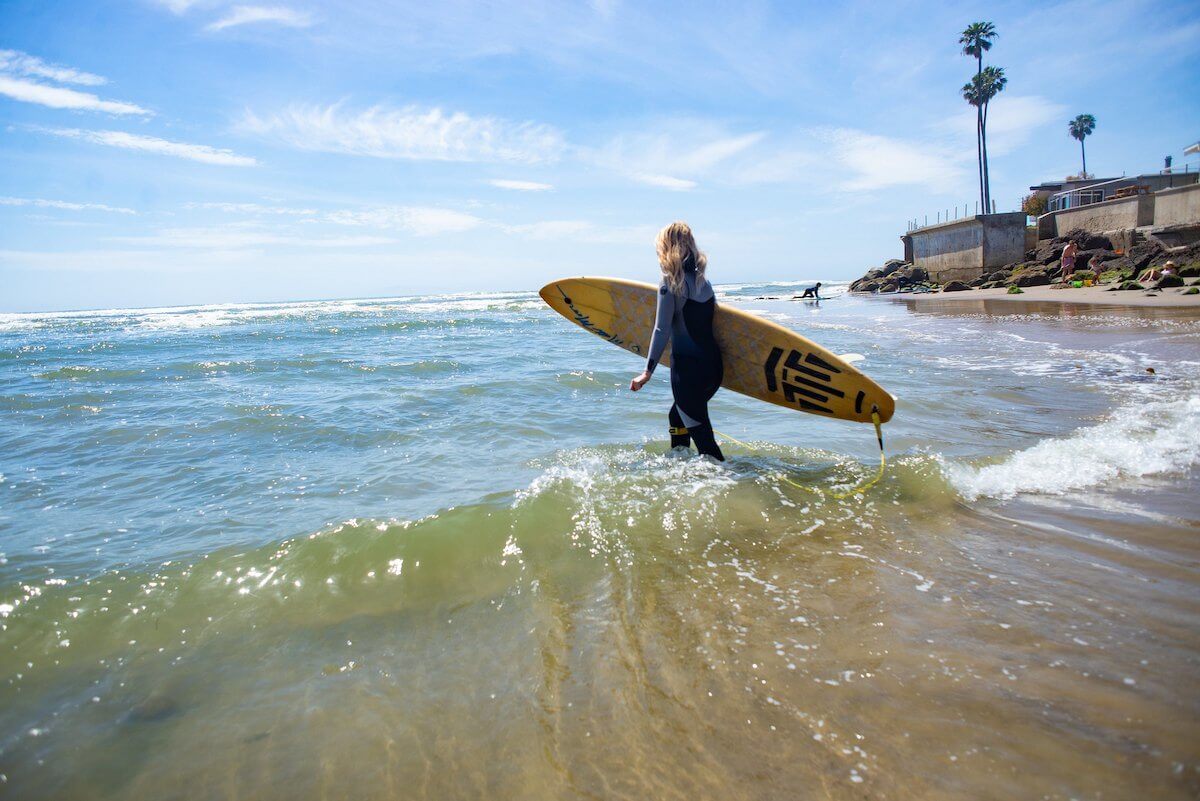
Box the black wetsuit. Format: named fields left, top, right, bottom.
left=645, top=257, right=725, bottom=460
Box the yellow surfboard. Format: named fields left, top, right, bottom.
left=539, top=277, right=894, bottom=424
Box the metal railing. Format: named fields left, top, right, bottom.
left=906, top=199, right=998, bottom=232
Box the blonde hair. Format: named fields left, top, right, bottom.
left=656, top=221, right=708, bottom=296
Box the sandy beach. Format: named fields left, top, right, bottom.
left=885, top=283, right=1200, bottom=310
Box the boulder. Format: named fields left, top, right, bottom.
left=969, top=277, right=986, bottom=287
left=879, top=260, right=904, bottom=278
left=1126, top=241, right=1165, bottom=270
left=1179, top=264, right=1200, bottom=278
left=1155, top=274, right=1185, bottom=289
left=1035, top=243, right=1065, bottom=265
left=981, top=280, right=1005, bottom=289
left=942, top=280, right=971, bottom=292
left=1012, top=270, right=1050, bottom=287
left=1116, top=281, right=1144, bottom=291
left=1078, top=249, right=1119, bottom=267
left=904, top=266, right=929, bottom=283
left=879, top=281, right=898, bottom=293
left=1056, top=229, right=1113, bottom=250
left=986, top=271, right=1008, bottom=283
left=1069, top=269, right=1097, bottom=282
left=1184, top=287, right=1199, bottom=295
left=1076, top=232, right=1113, bottom=251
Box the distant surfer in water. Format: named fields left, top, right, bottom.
left=630, top=222, right=725, bottom=461
left=799, top=282, right=822, bottom=299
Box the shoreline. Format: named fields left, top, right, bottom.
left=868, top=283, right=1200, bottom=312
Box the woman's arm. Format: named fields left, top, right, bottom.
left=631, top=284, right=675, bottom=391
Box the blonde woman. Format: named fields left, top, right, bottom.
left=629, top=222, right=725, bottom=460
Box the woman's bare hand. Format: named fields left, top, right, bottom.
left=630, top=372, right=651, bottom=391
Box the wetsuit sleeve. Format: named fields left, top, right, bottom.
left=645, top=284, right=675, bottom=375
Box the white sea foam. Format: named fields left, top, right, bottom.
left=0, top=291, right=543, bottom=333
left=947, top=393, right=1200, bottom=500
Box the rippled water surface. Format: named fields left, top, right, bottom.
left=1, top=284, right=1198, bottom=799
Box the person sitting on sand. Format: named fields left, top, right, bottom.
left=1138, top=260, right=1174, bottom=284
left=800, top=282, right=822, bottom=299
left=1060, top=241, right=1079, bottom=280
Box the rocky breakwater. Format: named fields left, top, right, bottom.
left=849, top=260, right=929, bottom=293
left=849, top=229, right=1200, bottom=295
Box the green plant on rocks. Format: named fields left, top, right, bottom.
left=1007, top=285, right=1024, bottom=294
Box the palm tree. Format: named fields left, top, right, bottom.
left=960, top=22, right=997, bottom=214
left=1068, top=114, right=1096, bottom=178
left=962, top=66, right=1007, bottom=213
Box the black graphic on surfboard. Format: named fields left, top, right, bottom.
left=763, top=347, right=843, bottom=415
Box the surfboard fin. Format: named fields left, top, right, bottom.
left=839, top=353, right=866, bottom=364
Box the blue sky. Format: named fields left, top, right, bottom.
left=2, top=0, right=1198, bottom=312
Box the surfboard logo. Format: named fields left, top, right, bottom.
left=763, top=347, right=843, bottom=415
left=555, top=285, right=624, bottom=347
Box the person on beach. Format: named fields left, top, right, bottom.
left=800, top=282, right=823, bottom=299
left=1139, top=261, right=1174, bottom=284
left=629, top=222, right=725, bottom=461
left=1060, top=241, right=1079, bottom=280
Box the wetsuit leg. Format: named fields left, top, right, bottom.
left=670, top=357, right=725, bottom=461
left=668, top=403, right=691, bottom=450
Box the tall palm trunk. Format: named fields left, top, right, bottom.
left=982, top=100, right=992, bottom=213
left=1080, top=139, right=1087, bottom=177
left=975, top=54, right=984, bottom=214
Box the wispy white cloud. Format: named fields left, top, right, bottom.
left=631, top=173, right=696, bottom=191
left=325, top=206, right=483, bottom=235
left=0, top=76, right=149, bottom=115
left=206, top=6, right=314, bottom=32
left=502, top=219, right=655, bottom=245
left=240, top=102, right=565, bottom=164
left=821, top=128, right=965, bottom=192
left=187, top=201, right=317, bottom=215
left=489, top=179, right=553, bottom=191
left=587, top=125, right=765, bottom=189
left=107, top=225, right=392, bottom=249
left=41, top=128, right=257, bottom=166
left=934, top=95, right=1067, bottom=157
left=1, top=196, right=137, bottom=214
left=0, top=49, right=106, bottom=86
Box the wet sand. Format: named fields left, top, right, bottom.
left=886, top=284, right=1200, bottom=309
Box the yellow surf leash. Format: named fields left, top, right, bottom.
left=715, top=408, right=886, bottom=500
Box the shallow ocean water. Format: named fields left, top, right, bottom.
left=1, top=283, right=1198, bottom=799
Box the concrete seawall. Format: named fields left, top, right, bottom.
left=1038, top=195, right=1155, bottom=239
left=1154, top=184, right=1200, bottom=228
left=909, top=213, right=1026, bottom=283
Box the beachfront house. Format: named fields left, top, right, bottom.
left=1029, top=170, right=1198, bottom=213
